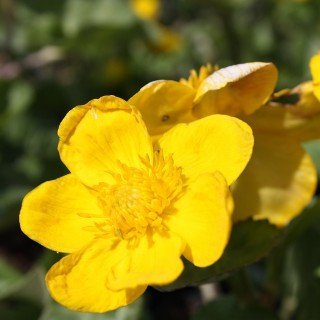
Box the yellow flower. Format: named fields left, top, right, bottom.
left=130, top=0, right=160, bottom=21
left=20, top=96, right=253, bottom=312
left=130, top=63, right=318, bottom=226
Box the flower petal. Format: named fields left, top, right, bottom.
left=232, top=133, right=317, bottom=227
left=58, top=96, right=153, bottom=187
left=46, top=239, right=146, bottom=313
left=194, top=62, right=278, bottom=117
left=159, top=114, right=254, bottom=185
left=20, top=174, right=104, bottom=253
left=310, top=52, right=320, bottom=101
left=246, top=97, right=320, bottom=142
left=288, top=82, right=320, bottom=117
left=107, top=232, right=184, bottom=290
left=129, top=80, right=196, bottom=136
left=166, top=172, right=233, bottom=267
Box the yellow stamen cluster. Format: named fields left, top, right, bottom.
left=97, top=152, right=183, bottom=241
left=180, top=64, right=217, bottom=90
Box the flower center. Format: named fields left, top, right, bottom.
left=97, top=152, right=183, bottom=240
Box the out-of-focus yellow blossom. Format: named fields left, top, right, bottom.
left=130, top=0, right=160, bottom=21
left=20, top=96, right=253, bottom=312
left=130, top=63, right=318, bottom=227
left=130, top=0, right=181, bottom=53
left=148, top=25, right=182, bottom=53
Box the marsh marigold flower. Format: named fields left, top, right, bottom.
left=130, top=63, right=318, bottom=226
left=20, top=96, right=253, bottom=312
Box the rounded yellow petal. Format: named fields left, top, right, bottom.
left=159, top=115, right=254, bottom=185
left=129, top=80, right=196, bottom=136
left=20, top=174, right=102, bottom=253
left=58, top=95, right=153, bottom=187
left=194, top=62, right=278, bottom=117
left=310, top=52, right=320, bottom=101
left=46, top=239, right=146, bottom=313
left=107, top=232, right=184, bottom=290
left=166, top=172, right=233, bottom=267
left=232, top=133, right=317, bottom=227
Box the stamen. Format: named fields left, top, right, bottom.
left=180, top=64, right=218, bottom=89
left=95, top=152, right=183, bottom=241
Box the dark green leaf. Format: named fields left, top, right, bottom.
left=284, top=199, right=320, bottom=244
left=0, top=299, right=42, bottom=320
left=281, top=207, right=320, bottom=320
left=304, top=140, right=320, bottom=174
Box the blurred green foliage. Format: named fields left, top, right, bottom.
left=192, top=296, right=278, bottom=320
left=1, top=0, right=320, bottom=319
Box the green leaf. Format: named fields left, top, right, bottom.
left=0, top=258, right=24, bottom=300
left=304, top=140, right=320, bottom=174
left=156, top=219, right=283, bottom=291
left=281, top=205, right=320, bottom=320
left=284, top=199, right=320, bottom=244
left=192, top=296, right=278, bottom=320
